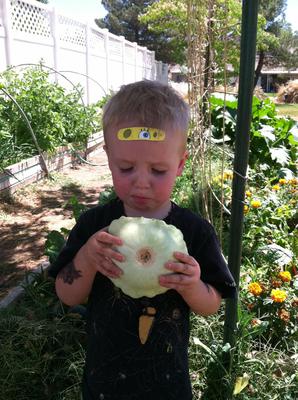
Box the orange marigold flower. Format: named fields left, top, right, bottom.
left=246, top=190, right=252, bottom=197
left=251, top=200, right=262, bottom=209
left=289, top=178, right=297, bottom=186
left=278, top=178, right=287, bottom=185
left=223, top=170, right=233, bottom=180
left=278, top=271, right=292, bottom=283
left=271, top=289, right=287, bottom=303
left=271, top=279, right=282, bottom=288
left=291, top=298, right=298, bottom=307
left=272, top=184, right=280, bottom=191
left=244, top=204, right=249, bottom=214
left=278, top=309, right=290, bottom=323
left=248, top=282, right=263, bottom=296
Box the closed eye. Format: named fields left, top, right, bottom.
left=152, top=169, right=167, bottom=175
left=119, top=167, right=133, bottom=173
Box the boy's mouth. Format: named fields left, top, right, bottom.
left=132, top=195, right=150, bottom=204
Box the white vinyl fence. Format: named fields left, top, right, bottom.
left=0, top=0, right=168, bottom=104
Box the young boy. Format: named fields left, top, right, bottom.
left=49, top=80, right=236, bottom=400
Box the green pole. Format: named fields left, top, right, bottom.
left=223, top=0, right=259, bottom=349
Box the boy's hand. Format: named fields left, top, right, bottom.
left=159, top=251, right=201, bottom=294
left=76, top=228, right=125, bottom=279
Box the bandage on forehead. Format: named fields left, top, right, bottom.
left=117, top=127, right=165, bottom=141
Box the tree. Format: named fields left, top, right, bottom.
left=139, top=0, right=188, bottom=64
left=141, top=0, right=297, bottom=84
left=254, top=0, right=298, bottom=86
left=140, top=0, right=243, bottom=69
left=95, top=0, right=179, bottom=63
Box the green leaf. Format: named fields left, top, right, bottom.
left=258, top=124, right=275, bottom=141
left=288, top=126, right=298, bottom=146
left=269, top=146, right=290, bottom=166
left=44, top=230, right=66, bottom=263
left=259, top=244, right=293, bottom=266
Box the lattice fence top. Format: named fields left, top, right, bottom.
left=58, top=15, right=86, bottom=47
left=10, top=0, right=51, bottom=37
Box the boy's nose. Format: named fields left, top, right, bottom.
left=134, top=172, right=150, bottom=188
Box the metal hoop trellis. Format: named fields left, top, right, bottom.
left=1, top=62, right=105, bottom=169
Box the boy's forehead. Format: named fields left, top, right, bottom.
left=117, top=127, right=165, bottom=142
left=105, top=122, right=186, bottom=152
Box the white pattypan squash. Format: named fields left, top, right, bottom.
left=108, top=216, right=188, bottom=298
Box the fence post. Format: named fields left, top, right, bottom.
left=133, top=42, right=138, bottom=81
left=85, top=22, right=91, bottom=104
left=162, top=63, right=168, bottom=84
left=51, top=6, right=60, bottom=83
left=102, top=28, right=110, bottom=92
left=141, top=48, right=145, bottom=79
left=120, top=35, right=125, bottom=85
left=3, top=0, right=13, bottom=67
left=145, top=49, right=151, bottom=80
left=151, top=51, right=156, bottom=80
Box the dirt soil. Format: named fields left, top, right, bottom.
left=0, top=149, right=112, bottom=300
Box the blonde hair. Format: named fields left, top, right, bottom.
left=103, top=80, right=189, bottom=140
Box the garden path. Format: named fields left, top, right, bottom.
left=0, top=149, right=112, bottom=300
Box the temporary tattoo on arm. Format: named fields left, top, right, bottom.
left=58, top=261, right=82, bottom=284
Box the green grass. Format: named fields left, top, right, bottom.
left=275, top=103, right=298, bottom=120
left=1, top=272, right=297, bottom=400
left=0, top=273, right=85, bottom=400
left=264, top=93, right=276, bottom=98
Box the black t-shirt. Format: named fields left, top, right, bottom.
left=49, top=198, right=236, bottom=400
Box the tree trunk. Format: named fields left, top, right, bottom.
left=254, top=49, right=265, bottom=87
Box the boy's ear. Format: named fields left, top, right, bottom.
left=176, top=151, right=188, bottom=176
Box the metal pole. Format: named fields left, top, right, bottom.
left=223, top=0, right=259, bottom=349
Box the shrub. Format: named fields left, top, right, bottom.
left=0, top=67, right=101, bottom=169
left=210, top=94, right=297, bottom=178
left=276, top=79, right=298, bottom=104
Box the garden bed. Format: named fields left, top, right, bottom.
left=0, top=149, right=112, bottom=301
left=0, top=132, right=104, bottom=194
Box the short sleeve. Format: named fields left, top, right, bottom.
left=196, top=227, right=237, bottom=299
left=48, top=198, right=125, bottom=279
left=167, top=205, right=237, bottom=299
left=48, top=212, right=91, bottom=278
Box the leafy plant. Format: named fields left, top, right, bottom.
left=0, top=66, right=102, bottom=169
left=210, top=94, right=297, bottom=178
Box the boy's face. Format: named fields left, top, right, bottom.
left=104, top=124, right=188, bottom=218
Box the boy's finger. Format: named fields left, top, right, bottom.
left=99, top=257, right=123, bottom=277
left=96, top=246, right=125, bottom=262
left=165, top=261, right=194, bottom=275
left=173, top=252, right=198, bottom=266
left=95, top=231, right=123, bottom=246
left=159, top=273, right=191, bottom=286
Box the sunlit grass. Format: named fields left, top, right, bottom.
left=275, top=103, right=298, bottom=120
